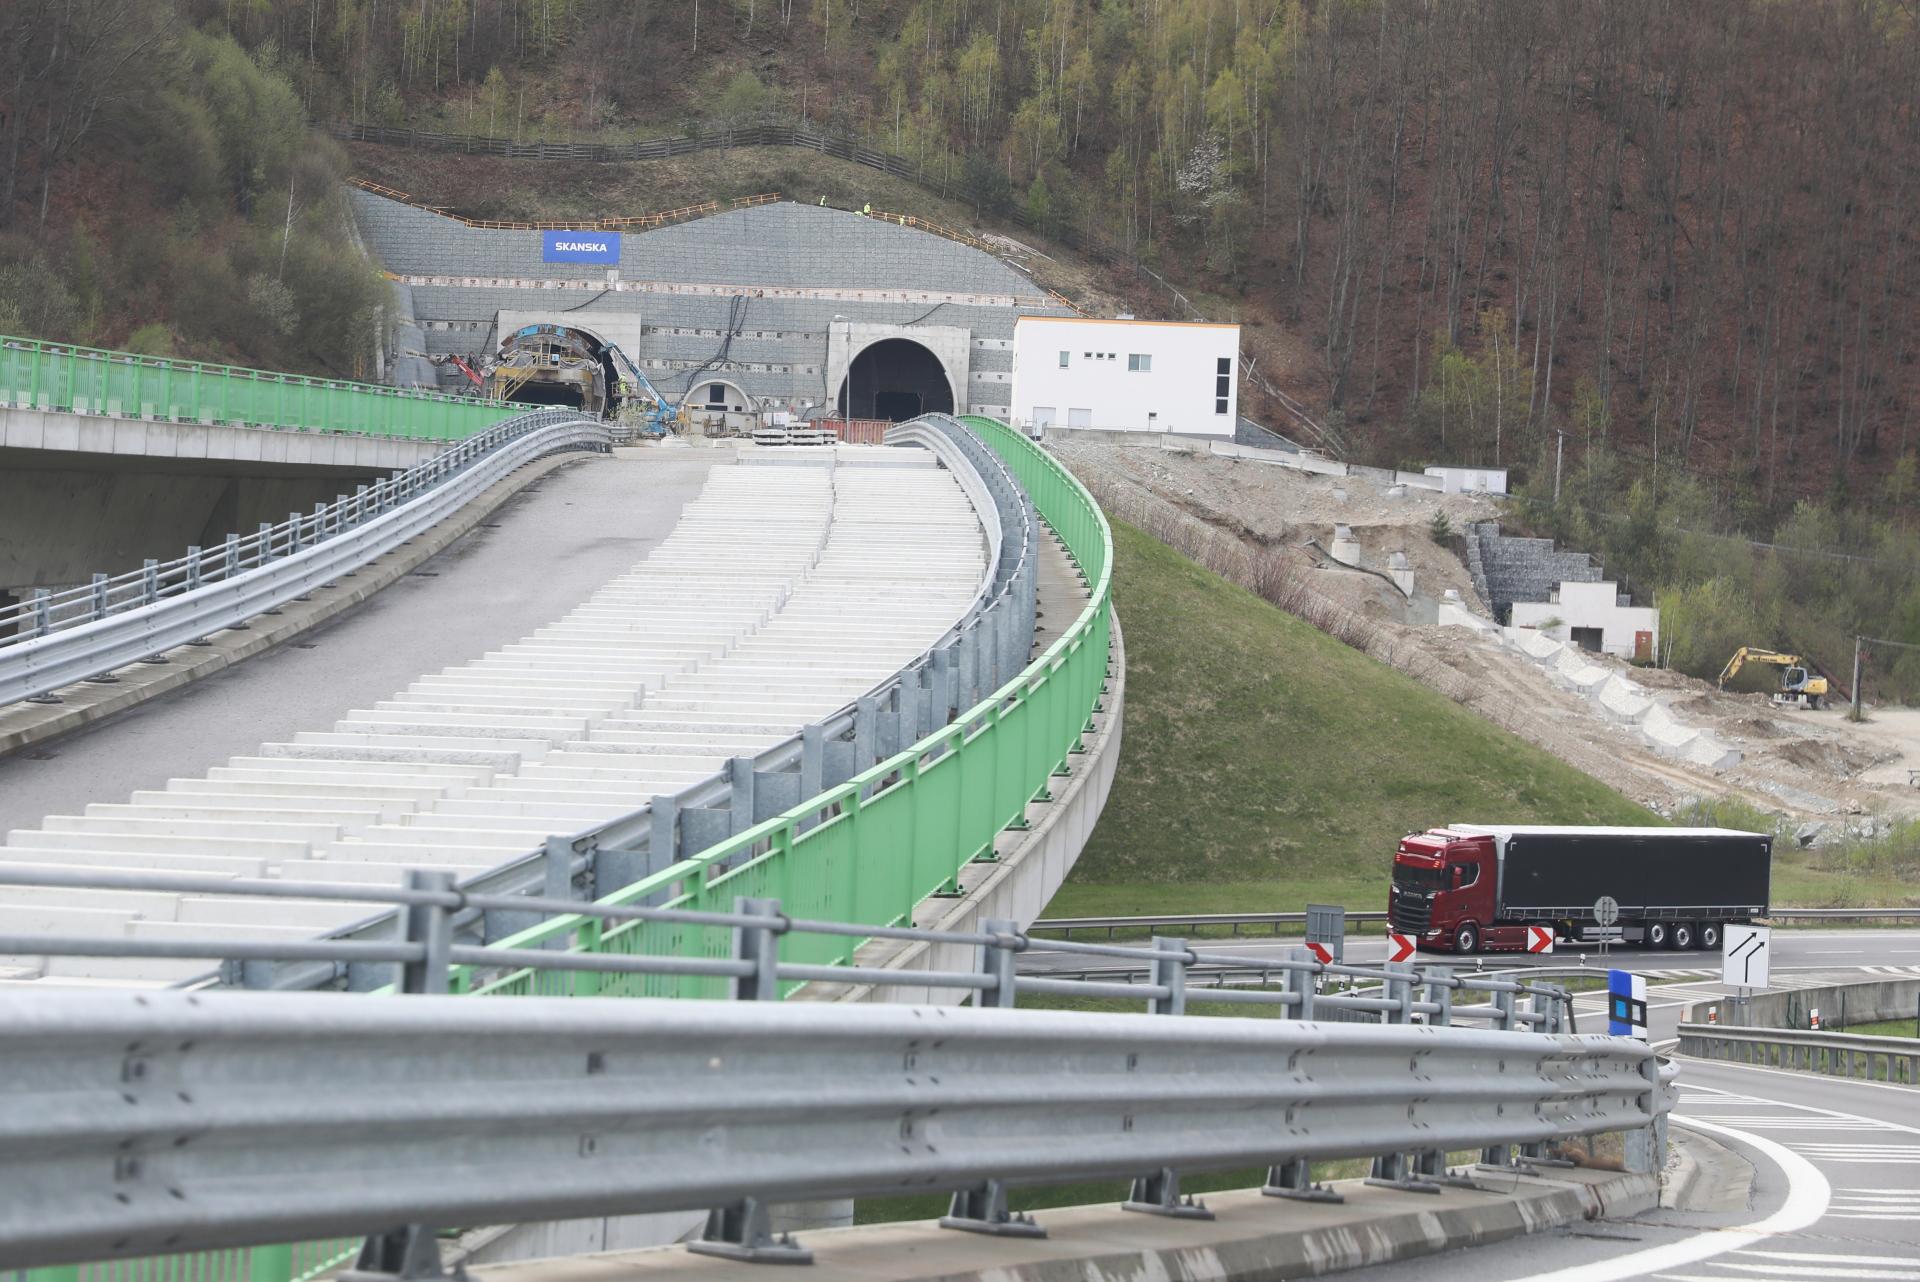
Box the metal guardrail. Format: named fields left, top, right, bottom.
left=0, top=334, right=528, bottom=439
left=0, top=409, right=608, bottom=705
left=0, top=871, right=1671, bottom=1271
left=0, top=987, right=1673, bottom=1273
left=1677, top=1023, right=1919, bottom=1085
left=1032, top=911, right=1389, bottom=939
left=1029, top=906, right=1920, bottom=939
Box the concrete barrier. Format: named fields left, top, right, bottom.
left=1551, top=646, right=1610, bottom=695
left=1687, top=976, right=1920, bottom=1030
left=1596, top=673, right=1654, bottom=724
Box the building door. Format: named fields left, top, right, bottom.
left=1068, top=407, right=1093, bottom=427
left=1031, top=406, right=1056, bottom=428
left=1570, top=627, right=1604, bottom=653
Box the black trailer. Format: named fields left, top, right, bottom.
left=1461, top=824, right=1771, bottom=951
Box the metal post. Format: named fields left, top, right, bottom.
left=399, top=869, right=454, bottom=995
left=89, top=573, right=108, bottom=622
left=1122, top=937, right=1212, bottom=1219
left=732, top=896, right=784, bottom=1002
left=30, top=588, right=50, bottom=638
left=341, top=871, right=459, bottom=1282
left=186, top=546, right=203, bottom=590
left=1852, top=636, right=1864, bottom=720
left=975, top=917, right=1020, bottom=1009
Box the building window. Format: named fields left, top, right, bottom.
left=1216, top=399, right=1229, bottom=415
left=1216, top=375, right=1230, bottom=398
left=1217, top=357, right=1232, bottom=375
left=1128, top=354, right=1151, bottom=372
left=1059, top=350, right=1070, bottom=367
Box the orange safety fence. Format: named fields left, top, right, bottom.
left=821, top=418, right=892, bottom=445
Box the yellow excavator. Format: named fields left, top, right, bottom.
left=1717, top=647, right=1830, bottom=709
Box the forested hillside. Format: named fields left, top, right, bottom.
left=5, top=0, right=1919, bottom=689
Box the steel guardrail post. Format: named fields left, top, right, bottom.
left=342, top=870, right=458, bottom=1282
left=937, top=915, right=1047, bottom=1240
left=1480, top=986, right=1521, bottom=1168
left=1263, top=947, right=1344, bottom=1204
left=692, top=897, right=811, bottom=1264
left=1121, top=937, right=1214, bottom=1220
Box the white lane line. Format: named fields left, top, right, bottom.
left=1508, top=1116, right=1828, bottom=1282
left=1709, top=1264, right=1920, bottom=1280
left=1735, top=1251, right=1920, bottom=1258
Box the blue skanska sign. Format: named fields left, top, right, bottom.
left=541, top=230, right=621, bottom=264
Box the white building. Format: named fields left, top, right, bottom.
left=1510, top=581, right=1658, bottom=661
left=1423, top=465, right=1509, bottom=495
left=1011, top=317, right=1240, bottom=437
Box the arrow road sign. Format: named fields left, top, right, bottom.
left=1722, top=924, right=1771, bottom=990
left=1387, top=933, right=1418, bottom=964
left=1527, top=926, right=1554, bottom=954
left=1305, top=941, right=1336, bottom=965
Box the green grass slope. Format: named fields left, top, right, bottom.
left=1043, top=522, right=1656, bottom=920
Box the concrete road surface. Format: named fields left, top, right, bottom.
left=1326, top=1048, right=1920, bottom=1282
left=0, top=450, right=722, bottom=833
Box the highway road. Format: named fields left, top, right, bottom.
left=1327, top=1045, right=1920, bottom=1282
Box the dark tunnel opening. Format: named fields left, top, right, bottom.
left=837, top=338, right=955, bottom=421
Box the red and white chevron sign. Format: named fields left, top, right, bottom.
left=1527, top=926, right=1555, bottom=954
left=1305, top=941, right=1335, bottom=965
left=1387, top=933, right=1418, bottom=963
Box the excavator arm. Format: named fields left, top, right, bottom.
left=1718, top=647, right=1805, bottom=686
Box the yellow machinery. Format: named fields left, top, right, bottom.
left=1717, top=647, right=1831, bottom=709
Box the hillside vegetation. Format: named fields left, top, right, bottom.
left=1042, top=521, right=1656, bottom=920
left=7, top=1, right=1917, bottom=691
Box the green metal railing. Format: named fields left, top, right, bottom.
left=13, top=417, right=1113, bottom=1282
left=0, top=336, right=528, bottom=441
left=459, top=414, right=1113, bottom=997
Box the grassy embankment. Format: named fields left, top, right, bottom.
left=1039, top=522, right=1657, bottom=923
left=1840, top=1018, right=1919, bottom=1039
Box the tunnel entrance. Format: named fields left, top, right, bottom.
left=837, top=338, right=954, bottom=421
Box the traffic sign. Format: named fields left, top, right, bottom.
left=1722, top=924, right=1771, bottom=990
left=1594, top=896, right=1620, bottom=927
left=1387, top=933, right=1418, bottom=964
left=1526, top=926, right=1554, bottom=954
left=1607, top=969, right=1648, bottom=1039
left=1305, top=941, right=1335, bottom=965
left=1305, top=903, right=1346, bottom=964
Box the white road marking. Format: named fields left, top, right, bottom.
left=1735, top=1258, right=1920, bottom=1274
left=1508, top=1115, right=1828, bottom=1282
left=1708, top=1265, right=1920, bottom=1280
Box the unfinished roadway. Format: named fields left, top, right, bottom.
left=0, top=443, right=990, bottom=985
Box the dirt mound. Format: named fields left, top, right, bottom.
left=1726, top=716, right=1788, bottom=740
left=1760, top=738, right=1894, bottom=778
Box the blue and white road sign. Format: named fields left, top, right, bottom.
left=1608, top=969, right=1648, bottom=1039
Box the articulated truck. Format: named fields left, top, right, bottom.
left=1389, top=825, right=1772, bottom=954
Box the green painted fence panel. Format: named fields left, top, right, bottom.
left=0, top=335, right=530, bottom=441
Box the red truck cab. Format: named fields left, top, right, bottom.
left=1390, top=829, right=1516, bottom=954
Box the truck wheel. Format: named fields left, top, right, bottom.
left=1699, top=923, right=1721, bottom=950
left=1673, top=922, right=1696, bottom=950
left=1454, top=922, right=1481, bottom=954
left=1646, top=921, right=1670, bottom=949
